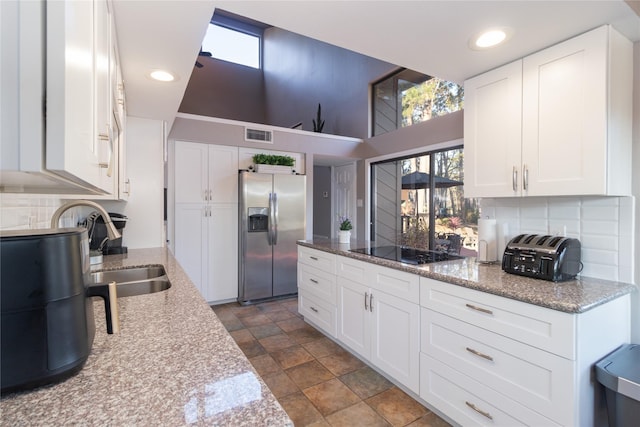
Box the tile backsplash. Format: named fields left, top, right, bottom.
left=1, top=193, right=634, bottom=283
left=481, top=196, right=634, bottom=283
left=0, top=194, right=76, bottom=230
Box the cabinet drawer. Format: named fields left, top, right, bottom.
left=422, top=308, right=572, bottom=425
left=299, top=290, right=336, bottom=338
left=368, top=264, right=419, bottom=303
left=420, top=278, right=574, bottom=359
left=298, top=246, right=336, bottom=274
left=420, top=354, right=561, bottom=427
left=337, top=256, right=369, bottom=284
left=298, top=263, right=336, bottom=304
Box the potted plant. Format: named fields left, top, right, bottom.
left=338, top=216, right=352, bottom=243
left=252, top=154, right=295, bottom=174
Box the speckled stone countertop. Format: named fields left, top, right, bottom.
left=1, top=248, right=292, bottom=426
left=299, top=240, right=637, bottom=313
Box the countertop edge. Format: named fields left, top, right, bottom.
left=297, top=240, right=637, bottom=314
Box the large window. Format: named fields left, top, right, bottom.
left=371, top=147, right=479, bottom=255
left=372, top=69, right=464, bottom=136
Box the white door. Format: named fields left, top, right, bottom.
left=337, top=277, right=370, bottom=360
left=370, top=290, right=420, bottom=393
left=174, top=204, right=208, bottom=298
left=174, top=141, right=208, bottom=203
left=208, top=203, right=238, bottom=302
left=464, top=60, right=523, bottom=198
left=522, top=26, right=607, bottom=196
left=334, top=163, right=357, bottom=237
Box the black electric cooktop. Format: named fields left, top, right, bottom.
left=349, top=245, right=463, bottom=265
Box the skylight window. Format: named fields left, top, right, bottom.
left=202, top=23, right=260, bottom=69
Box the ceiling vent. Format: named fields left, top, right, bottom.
left=245, top=127, right=273, bottom=144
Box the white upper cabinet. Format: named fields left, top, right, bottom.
left=175, top=141, right=239, bottom=204
left=0, top=0, right=126, bottom=196
left=464, top=25, right=632, bottom=198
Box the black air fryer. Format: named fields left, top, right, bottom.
left=0, top=228, right=118, bottom=394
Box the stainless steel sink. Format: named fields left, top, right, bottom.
left=88, top=265, right=171, bottom=297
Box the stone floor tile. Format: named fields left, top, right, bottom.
left=318, top=349, right=365, bottom=376
left=303, top=378, right=361, bottom=416
left=325, top=401, right=392, bottom=427
left=340, top=366, right=394, bottom=400
left=285, top=360, right=334, bottom=389
left=229, top=328, right=255, bottom=344
left=262, top=371, right=299, bottom=399
left=271, top=345, right=316, bottom=370
left=278, top=392, right=324, bottom=426
left=366, top=387, right=429, bottom=426
left=258, top=333, right=297, bottom=353
left=248, top=354, right=282, bottom=377
left=249, top=323, right=283, bottom=340
left=239, top=313, right=273, bottom=328
left=237, top=340, right=266, bottom=358
left=302, top=337, right=343, bottom=359
left=287, top=325, right=325, bottom=344
left=264, top=309, right=297, bottom=322
left=406, top=412, right=452, bottom=427
left=276, top=316, right=307, bottom=332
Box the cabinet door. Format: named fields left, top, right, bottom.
left=174, top=204, right=208, bottom=299
left=46, top=0, right=102, bottom=190
left=522, top=26, right=608, bottom=196
left=174, top=141, right=208, bottom=203
left=208, top=204, right=238, bottom=302
left=209, top=145, right=238, bottom=203
left=337, top=277, right=370, bottom=359
left=370, top=290, right=420, bottom=394
left=464, top=60, right=523, bottom=198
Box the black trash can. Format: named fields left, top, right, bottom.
left=595, top=344, right=640, bottom=427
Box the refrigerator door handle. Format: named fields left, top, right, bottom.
left=268, top=193, right=275, bottom=246
left=272, top=192, right=278, bottom=245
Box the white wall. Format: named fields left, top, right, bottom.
left=632, top=41, right=640, bottom=343
left=101, top=117, right=165, bottom=249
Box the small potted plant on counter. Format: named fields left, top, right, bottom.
left=338, top=216, right=352, bottom=244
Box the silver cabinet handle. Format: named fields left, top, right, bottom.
left=512, top=166, right=518, bottom=192
left=203, top=190, right=208, bottom=201
left=523, top=164, right=529, bottom=191
left=369, top=293, right=373, bottom=312
left=465, top=303, right=493, bottom=315
left=364, top=292, right=369, bottom=311
left=123, top=179, right=131, bottom=195
left=310, top=256, right=319, bottom=261
left=466, top=347, right=494, bottom=362
left=310, top=306, right=319, bottom=313
left=310, top=278, right=319, bottom=284
left=208, top=189, right=213, bottom=200
left=465, top=401, right=493, bottom=420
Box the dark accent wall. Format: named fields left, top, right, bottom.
left=262, top=27, right=394, bottom=139
left=178, top=58, right=266, bottom=124
left=178, top=26, right=394, bottom=139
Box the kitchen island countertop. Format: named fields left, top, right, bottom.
left=298, top=239, right=637, bottom=313
left=1, top=248, right=292, bottom=426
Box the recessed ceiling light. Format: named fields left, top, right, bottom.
left=469, top=27, right=513, bottom=50
left=149, top=70, right=176, bottom=82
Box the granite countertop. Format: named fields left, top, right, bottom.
left=1, top=248, right=292, bottom=426
left=298, top=240, right=637, bottom=313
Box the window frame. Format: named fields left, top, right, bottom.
left=205, top=13, right=264, bottom=69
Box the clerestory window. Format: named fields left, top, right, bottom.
left=372, top=69, right=464, bottom=137
left=201, top=12, right=263, bottom=69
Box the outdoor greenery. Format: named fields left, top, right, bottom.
left=252, top=154, right=295, bottom=166
left=401, top=77, right=464, bottom=127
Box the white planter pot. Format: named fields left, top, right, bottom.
left=255, top=164, right=293, bottom=174
left=338, top=230, right=351, bottom=243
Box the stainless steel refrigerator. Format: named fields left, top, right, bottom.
left=238, top=171, right=306, bottom=304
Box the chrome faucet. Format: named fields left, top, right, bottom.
left=51, top=200, right=121, bottom=240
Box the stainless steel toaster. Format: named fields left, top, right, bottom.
left=502, top=234, right=582, bottom=282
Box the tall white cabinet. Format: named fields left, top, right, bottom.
left=174, top=141, right=239, bottom=303
left=464, top=25, right=632, bottom=198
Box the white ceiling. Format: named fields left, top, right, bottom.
left=113, top=1, right=640, bottom=128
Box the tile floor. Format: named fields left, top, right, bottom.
left=212, top=297, right=452, bottom=427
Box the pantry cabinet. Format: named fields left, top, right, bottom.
left=173, top=141, right=239, bottom=303
left=336, top=257, right=420, bottom=394
left=464, top=25, right=632, bottom=198
left=175, top=203, right=238, bottom=302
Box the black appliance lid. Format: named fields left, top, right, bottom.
left=0, top=228, right=86, bottom=240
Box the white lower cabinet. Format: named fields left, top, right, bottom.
left=336, top=257, right=420, bottom=394
left=420, top=277, right=630, bottom=427
left=297, top=247, right=337, bottom=337
left=175, top=203, right=237, bottom=303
